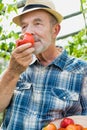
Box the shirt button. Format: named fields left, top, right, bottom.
left=37, top=91, right=40, bottom=94
left=63, top=96, right=66, bottom=99
left=33, top=111, right=36, bottom=115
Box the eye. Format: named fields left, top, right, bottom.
left=21, top=24, right=28, bottom=31
left=22, top=25, right=26, bottom=29
left=35, top=22, right=40, bottom=25
left=37, top=22, right=41, bottom=24
left=35, top=21, right=42, bottom=26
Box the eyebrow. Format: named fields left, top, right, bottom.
left=33, top=18, right=43, bottom=22
left=21, top=17, right=43, bottom=26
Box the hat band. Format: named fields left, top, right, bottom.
left=22, top=4, right=50, bottom=12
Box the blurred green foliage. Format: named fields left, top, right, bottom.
left=65, top=0, right=87, bottom=60
left=65, top=29, right=87, bottom=60
left=0, top=0, right=19, bottom=73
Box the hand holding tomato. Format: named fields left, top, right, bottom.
left=16, top=32, right=34, bottom=47
left=9, top=32, right=35, bottom=75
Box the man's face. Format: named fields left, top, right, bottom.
left=20, top=10, right=57, bottom=54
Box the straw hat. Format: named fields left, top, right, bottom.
left=13, top=0, right=63, bottom=26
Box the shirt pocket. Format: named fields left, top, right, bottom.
left=51, top=87, right=79, bottom=101
left=14, top=82, right=32, bottom=99
left=13, top=82, right=32, bottom=113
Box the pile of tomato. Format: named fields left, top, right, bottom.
left=58, top=117, right=87, bottom=130
left=43, top=117, right=87, bottom=130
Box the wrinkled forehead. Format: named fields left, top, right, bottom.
left=21, top=9, right=53, bottom=19
left=20, top=9, right=53, bottom=27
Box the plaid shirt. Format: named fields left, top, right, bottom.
left=1, top=49, right=87, bottom=130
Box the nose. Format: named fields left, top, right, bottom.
left=26, top=24, right=34, bottom=35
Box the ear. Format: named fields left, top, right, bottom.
left=52, top=24, right=61, bottom=38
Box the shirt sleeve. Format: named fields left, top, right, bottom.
left=80, top=76, right=87, bottom=115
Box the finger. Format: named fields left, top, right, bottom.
left=15, top=55, right=33, bottom=69
left=19, top=47, right=35, bottom=58
left=12, top=49, right=33, bottom=65
left=19, top=53, right=33, bottom=62
left=21, top=56, right=33, bottom=66
left=13, top=47, right=35, bottom=60
left=15, top=43, right=32, bottom=53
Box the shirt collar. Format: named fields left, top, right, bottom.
left=31, top=49, right=68, bottom=70
left=52, top=49, right=68, bottom=70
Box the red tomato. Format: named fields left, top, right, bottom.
left=83, top=128, right=87, bottom=130
left=16, top=32, right=34, bottom=47
left=66, top=124, right=77, bottom=130
left=66, top=124, right=84, bottom=130
left=60, top=118, right=74, bottom=128
left=43, top=123, right=57, bottom=130
left=58, top=128, right=66, bottom=130
left=75, top=124, right=83, bottom=130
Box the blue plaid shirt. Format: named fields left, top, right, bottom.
left=1, top=49, right=87, bottom=130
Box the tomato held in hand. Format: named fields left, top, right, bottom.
left=43, top=123, right=57, bottom=130
left=16, top=32, right=34, bottom=47
left=60, top=118, right=74, bottom=128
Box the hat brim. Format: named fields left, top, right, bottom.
left=13, top=7, right=63, bottom=26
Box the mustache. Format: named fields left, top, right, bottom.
left=33, top=36, right=41, bottom=42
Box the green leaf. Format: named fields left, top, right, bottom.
left=6, top=4, right=16, bottom=13
left=0, top=26, right=2, bottom=34
left=0, top=0, right=2, bottom=2
left=0, top=3, right=4, bottom=11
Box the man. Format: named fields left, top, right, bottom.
left=0, top=0, right=87, bottom=129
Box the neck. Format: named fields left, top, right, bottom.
left=36, top=46, right=62, bottom=66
